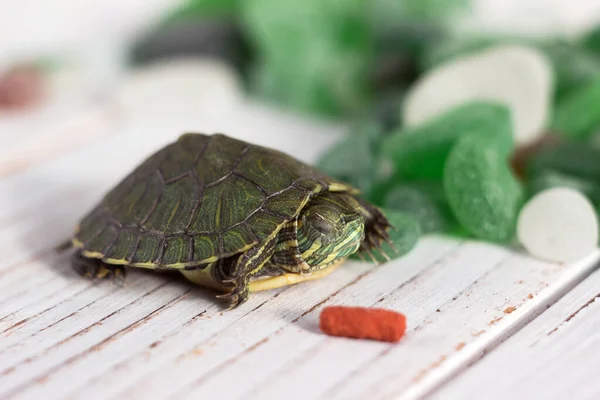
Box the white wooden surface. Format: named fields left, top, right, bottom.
left=1, top=89, right=600, bottom=400
left=433, top=264, right=600, bottom=400
left=2, top=2, right=600, bottom=396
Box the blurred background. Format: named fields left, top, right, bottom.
left=2, top=0, right=600, bottom=121
left=2, top=0, right=600, bottom=210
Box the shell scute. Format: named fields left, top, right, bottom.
left=220, top=226, right=259, bottom=257
left=187, top=175, right=265, bottom=234
left=84, top=223, right=119, bottom=253
left=162, top=235, right=194, bottom=266
left=143, top=175, right=199, bottom=234
left=263, top=187, right=310, bottom=219
left=194, top=134, right=248, bottom=186
left=105, top=228, right=139, bottom=262
left=131, top=233, right=162, bottom=265
left=235, top=146, right=319, bottom=195
left=193, top=233, right=220, bottom=262
left=245, top=211, right=286, bottom=240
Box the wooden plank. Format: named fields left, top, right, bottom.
left=0, top=105, right=598, bottom=400
left=0, top=63, right=118, bottom=178
left=431, top=264, right=600, bottom=400
left=0, top=106, right=120, bottom=178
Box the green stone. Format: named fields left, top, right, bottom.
left=240, top=0, right=373, bottom=116
left=370, top=0, right=469, bottom=28
left=444, top=134, right=523, bottom=242
left=350, top=209, right=420, bottom=262
left=421, top=37, right=600, bottom=101
left=527, top=141, right=600, bottom=181
left=537, top=40, right=600, bottom=101
left=529, top=170, right=600, bottom=204
left=383, top=184, right=448, bottom=233
left=419, top=36, right=501, bottom=71
left=381, top=101, right=514, bottom=180
left=316, top=123, right=382, bottom=193
left=371, top=90, right=406, bottom=132
left=552, top=75, right=600, bottom=140
left=582, top=25, right=600, bottom=55
left=365, top=172, right=399, bottom=206
left=165, top=0, right=239, bottom=21
left=369, top=19, right=443, bottom=93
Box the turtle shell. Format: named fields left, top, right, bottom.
left=73, top=133, right=355, bottom=268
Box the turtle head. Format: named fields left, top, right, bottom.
left=298, top=192, right=364, bottom=268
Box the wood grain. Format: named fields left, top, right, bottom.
left=1, top=101, right=599, bottom=400
left=433, top=267, right=600, bottom=400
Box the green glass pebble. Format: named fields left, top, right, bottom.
left=552, top=75, right=600, bottom=140
left=369, top=20, right=443, bottom=93
left=371, top=90, right=406, bottom=132
left=383, top=185, right=448, bottom=233
left=444, top=134, right=523, bottom=242
left=582, top=25, right=600, bottom=55
left=240, top=0, right=373, bottom=116
left=528, top=170, right=600, bottom=205
left=370, top=0, right=469, bottom=28
left=350, top=209, right=421, bottom=262
left=537, top=40, right=600, bottom=100
left=316, top=123, right=382, bottom=193
left=381, top=101, right=514, bottom=180
left=421, top=37, right=600, bottom=101
left=165, top=0, right=239, bottom=21
left=365, top=172, right=399, bottom=206
left=527, top=141, right=600, bottom=181
left=419, top=36, right=500, bottom=71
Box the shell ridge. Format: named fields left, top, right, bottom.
left=126, top=232, right=143, bottom=262
left=81, top=220, right=109, bottom=249
left=185, top=169, right=204, bottom=233
left=139, top=171, right=165, bottom=226
left=155, top=237, right=168, bottom=266
left=164, top=170, right=192, bottom=185
left=192, top=133, right=213, bottom=164
left=100, top=224, right=120, bottom=259
left=232, top=171, right=268, bottom=195
left=187, top=234, right=195, bottom=261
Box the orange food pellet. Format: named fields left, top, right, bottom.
left=319, top=306, right=407, bottom=343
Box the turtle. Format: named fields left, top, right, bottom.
left=66, top=133, right=392, bottom=308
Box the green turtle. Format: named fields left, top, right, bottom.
left=67, top=133, right=391, bottom=308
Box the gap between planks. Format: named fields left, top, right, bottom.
left=1, top=103, right=599, bottom=399
left=432, top=264, right=600, bottom=400
left=1, top=240, right=598, bottom=400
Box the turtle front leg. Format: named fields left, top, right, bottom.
left=217, top=238, right=276, bottom=309
left=355, top=198, right=393, bottom=262
left=71, top=250, right=126, bottom=285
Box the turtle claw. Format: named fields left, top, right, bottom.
left=378, top=250, right=392, bottom=262
left=364, top=247, right=380, bottom=265
left=385, top=238, right=398, bottom=254
left=215, top=280, right=249, bottom=309
left=112, top=267, right=127, bottom=287
left=216, top=292, right=244, bottom=310
left=225, top=296, right=240, bottom=311
left=215, top=292, right=237, bottom=309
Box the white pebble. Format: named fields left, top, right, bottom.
left=114, top=57, right=243, bottom=117
left=403, top=45, right=553, bottom=147
left=517, top=187, right=598, bottom=263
